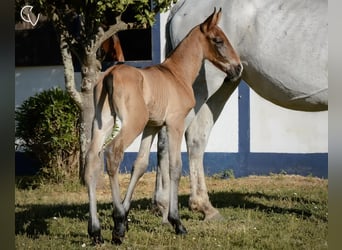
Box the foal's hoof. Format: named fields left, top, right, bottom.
left=175, top=224, right=188, bottom=235
left=90, top=233, right=104, bottom=245
left=112, top=226, right=126, bottom=245
left=111, top=235, right=124, bottom=245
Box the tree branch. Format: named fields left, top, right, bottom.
left=94, top=16, right=131, bottom=53
left=59, top=32, right=83, bottom=108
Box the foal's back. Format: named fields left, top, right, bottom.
left=108, top=63, right=195, bottom=126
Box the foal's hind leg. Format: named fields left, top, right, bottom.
left=85, top=119, right=114, bottom=244
left=105, top=117, right=148, bottom=244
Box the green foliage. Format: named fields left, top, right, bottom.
left=15, top=0, right=177, bottom=34
left=213, top=169, right=235, bottom=179
left=15, top=87, right=81, bottom=183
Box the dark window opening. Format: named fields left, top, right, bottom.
left=15, top=23, right=153, bottom=67
left=116, top=29, right=152, bottom=61
left=15, top=22, right=62, bottom=66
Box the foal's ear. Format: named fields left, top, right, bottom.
left=200, top=7, right=222, bottom=33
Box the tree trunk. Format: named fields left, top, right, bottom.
left=60, top=32, right=101, bottom=184
left=78, top=50, right=102, bottom=183
left=78, top=92, right=95, bottom=183
left=59, top=20, right=128, bottom=184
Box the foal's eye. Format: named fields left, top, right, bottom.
left=212, top=38, right=223, bottom=45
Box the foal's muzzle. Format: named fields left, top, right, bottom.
left=226, top=63, right=243, bottom=82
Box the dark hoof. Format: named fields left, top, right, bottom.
left=175, top=224, right=188, bottom=235
left=111, top=234, right=124, bottom=245
left=112, top=222, right=126, bottom=245
left=88, top=224, right=104, bottom=245
left=168, top=216, right=187, bottom=236
left=89, top=232, right=104, bottom=245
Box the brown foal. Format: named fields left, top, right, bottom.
left=84, top=8, right=242, bottom=244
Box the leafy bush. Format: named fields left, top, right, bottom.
left=15, top=87, right=81, bottom=183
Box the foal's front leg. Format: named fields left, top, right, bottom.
left=122, top=126, right=160, bottom=212
left=154, top=126, right=170, bottom=224
left=166, top=122, right=187, bottom=235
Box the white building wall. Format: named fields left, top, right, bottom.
left=15, top=66, right=82, bottom=108
left=250, top=88, right=328, bottom=153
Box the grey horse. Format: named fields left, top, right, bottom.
left=154, top=0, right=328, bottom=222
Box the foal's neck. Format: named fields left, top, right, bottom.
left=162, top=27, right=204, bottom=87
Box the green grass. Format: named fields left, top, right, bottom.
left=15, top=173, right=328, bottom=249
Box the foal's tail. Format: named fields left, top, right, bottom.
left=94, top=70, right=117, bottom=130
left=103, top=72, right=116, bottom=118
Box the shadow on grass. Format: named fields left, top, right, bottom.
left=15, top=197, right=158, bottom=238
left=208, top=191, right=327, bottom=221
left=15, top=203, right=88, bottom=238
left=15, top=190, right=326, bottom=239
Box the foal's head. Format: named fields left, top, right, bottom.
left=200, top=8, right=243, bottom=82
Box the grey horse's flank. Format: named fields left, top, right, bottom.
left=84, top=8, right=242, bottom=245
left=154, top=0, right=328, bottom=222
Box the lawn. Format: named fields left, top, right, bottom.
left=15, top=172, right=328, bottom=249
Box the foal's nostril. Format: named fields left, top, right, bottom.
left=236, top=64, right=242, bottom=74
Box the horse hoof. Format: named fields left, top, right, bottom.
left=91, top=234, right=104, bottom=245
left=112, top=227, right=126, bottom=245
left=175, top=224, right=188, bottom=235
left=111, top=235, right=124, bottom=245
left=88, top=228, right=104, bottom=245
left=205, top=211, right=224, bottom=221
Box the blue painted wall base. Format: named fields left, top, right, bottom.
left=15, top=151, right=327, bottom=178
left=113, top=152, right=327, bottom=178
